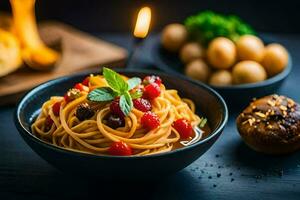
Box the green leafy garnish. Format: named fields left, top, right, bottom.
left=87, top=67, right=141, bottom=116
left=87, top=87, right=115, bottom=102
left=185, top=10, right=255, bottom=45
left=128, top=77, right=141, bottom=90
left=103, top=68, right=128, bottom=93
left=119, top=92, right=133, bottom=116
left=198, top=117, right=207, bottom=128
left=130, top=89, right=143, bottom=99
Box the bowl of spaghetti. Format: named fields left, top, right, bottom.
left=15, top=68, right=228, bottom=179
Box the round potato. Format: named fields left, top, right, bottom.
left=180, top=42, right=205, bottom=64
left=185, top=59, right=210, bottom=82
left=207, top=37, right=236, bottom=69
left=236, top=35, right=265, bottom=62
left=161, top=23, right=188, bottom=52
left=232, top=61, right=267, bottom=84
left=209, top=70, right=233, bottom=86
left=262, top=43, right=289, bottom=77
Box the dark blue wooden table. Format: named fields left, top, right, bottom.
left=1, top=33, right=299, bottom=200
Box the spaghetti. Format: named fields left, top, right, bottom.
left=32, top=69, right=207, bottom=156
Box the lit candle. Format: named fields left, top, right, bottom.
left=126, top=6, right=152, bottom=68
left=133, top=7, right=151, bottom=39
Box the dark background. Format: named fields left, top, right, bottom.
left=0, top=0, right=299, bottom=34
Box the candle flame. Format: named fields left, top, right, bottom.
left=133, top=7, right=151, bottom=38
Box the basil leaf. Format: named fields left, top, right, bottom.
left=87, top=87, right=115, bottom=102
left=130, top=90, right=143, bottom=99
left=199, top=118, right=207, bottom=128
left=127, top=77, right=141, bottom=90
left=119, top=92, right=133, bottom=116
left=103, top=67, right=128, bottom=93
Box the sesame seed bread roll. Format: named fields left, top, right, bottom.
left=236, top=95, right=300, bottom=155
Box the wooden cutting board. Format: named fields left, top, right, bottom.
left=0, top=21, right=127, bottom=105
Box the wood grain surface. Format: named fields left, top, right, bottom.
left=0, top=21, right=127, bottom=105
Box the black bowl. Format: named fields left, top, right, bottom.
left=149, top=34, right=292, bottom=109
left=14, top=69, right=228, bottom=179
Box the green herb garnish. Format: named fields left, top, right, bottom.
left=120, top=91, right=133, bottom=116
left=184, top=10, right=255, bottom=45
left=87, top=68, right=141, bottom=116
left=130, top=89, right=143, bottom=99
left=199, top=117, right=207, bottom=128
left=103, top=67, right=129, bottom=93
left=88, top=87, right=115, bottom=102
left=127, top=77, right=141, bottom=90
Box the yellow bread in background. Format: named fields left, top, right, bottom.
left=236, top=35, right=265, bottom=62
left=232, top=60, right=267, bottom=84
left=21, top=47, right=59, bottom=70
left=262, top=43, right=289, bottom=77
left=207, top=37, right=236, bottom=69
left=0, top=12, right=14, bottom=33
left=0, top=29, right=22, bottom=77
left=10, top=0, right=60, bottom=70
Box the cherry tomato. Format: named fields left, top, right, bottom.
left=133, top=98, right=152, bottom=112
left=74, top=83, right=89, bottom=92
left=45, top=116, right=53, bottom=131
left=82, top=76, right=90, bottom=86
left=64, top=94, right=71, bottom=103
left=173, top=118, right=193, bottom=139
left=52, top=102, right=61, bottom=116
left=143, top=83, right=161, bottom=100
left=141, top=111, right=160, bottom=130
left=110, top=98, right=125, bottom=117
left=143, top=75, right=162, bottom=86
left=109, top=141, right=132, bottom=156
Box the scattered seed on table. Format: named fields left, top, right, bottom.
left=277, top=170, right=283, bottom=177
left=255, top=175, right=262, bottom=179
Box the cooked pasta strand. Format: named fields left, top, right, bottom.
left=31, top=75, right=204, bottom=156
